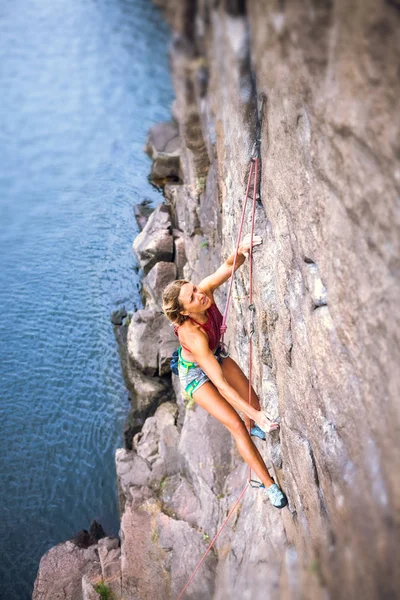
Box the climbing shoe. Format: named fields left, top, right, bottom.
left=250, top=425, right=267, bottom=441
left=262, top=483, right=288, bottom=509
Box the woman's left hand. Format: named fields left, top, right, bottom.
left=254, top=410, right=280, bottom=433
left=239, top=234, right=262, bottom=257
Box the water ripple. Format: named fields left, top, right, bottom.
left=0, top=0, right=173, bottom=598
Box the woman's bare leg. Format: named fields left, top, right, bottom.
left=192, top=382, right=274, bottom=487
left=220, top=356, right=261, bottom=429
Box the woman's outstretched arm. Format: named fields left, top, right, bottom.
left=199, top=234, right=262, bottom=293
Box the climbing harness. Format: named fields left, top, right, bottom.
left=177, top=346, right=196, bottom=373
left=176, top=94, right=266, bottom=600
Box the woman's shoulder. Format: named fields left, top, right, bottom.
left=178, top=318, right=207, bottom=344
left=178, top=319, right=202, bottom=334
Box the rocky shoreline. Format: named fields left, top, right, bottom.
left=33, top=1, right=400, bottom=599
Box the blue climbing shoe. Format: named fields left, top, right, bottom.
left=250, top=425, right=267, bottom=441
left=262, top=483, right=288, bottom=509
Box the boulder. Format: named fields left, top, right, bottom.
left=116, top=321, right=171, bottom=412
left=156, top=512, right=217, bottom=599
left=142, top=261, right=177, bottom=309
left=133, top=198, right=154, bottom=232
left=144, top=121, right=180, bottom=159
left=122, top=409, right=146, bottom=450
left=151, top=155, right=182, bottom=184
left=127, top=308, right=179, bottom=377
left=119, top=486, right=216, bottom=600
left=115, top=448, right=152, bottom=513
left=133, top=415, right=160, bottom=464
left=32, top=540, right=101, bottom=600
left=110, top=306, right=127, bottom=326
left=125, top=368, right=170, bottom=413
left=82, top=537, right=122, bottom=600
left=145, top=121, right=183, bottom=185
left=119, top=489, right=170, bottom=600
left=133, top=402, right=181, bottom=487
left=127, top=309, right=161, bottom=375
left=97, top=537, right=122, bottom=600
left=178, top=402, right=233, bottom=533
left=132, top=204, right=174, bottom=275
left=171, top=371, right=186, bottom=430
left=160, top=473, right=202, bottom=527
left=173, top=229, right=187, bottom=278
left=81, top=576, right=102, bottom=600
left=164, top=183, right=200, bottom=236
left=70, top=520, right=106, bottom=548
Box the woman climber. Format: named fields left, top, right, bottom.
left=161, top=234, right=288, bottom=509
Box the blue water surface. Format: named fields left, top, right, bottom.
left=0, top=1, right=173, bottom=597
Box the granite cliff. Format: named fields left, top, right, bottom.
left=33, top=1, right=399, bottom=599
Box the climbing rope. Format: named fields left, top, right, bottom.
left=219, top=158, right=255, bottom=340
left=220, top=93, right=265, bottom=340
left=176, top=483, right=249, bottom=600
left=176, top=95, right=266, bottom=600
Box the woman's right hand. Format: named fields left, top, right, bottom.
left=239, top=233, right=262, bottom=257
left=254, top=410, right=279, bottom=433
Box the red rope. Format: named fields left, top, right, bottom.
left=176, top=482, right=249, bottom=600
left=220, top=159, right=255, bottom=341
left=176, top=158, right=260, bottom=599
left=247, top=156, right=259, bottom=437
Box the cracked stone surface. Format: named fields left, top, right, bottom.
left=32, top=540, right=102, bottom=600
left=33, top=1, right=400, bottom=599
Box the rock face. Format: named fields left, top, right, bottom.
left=33, top=1, right=400, bottom=599
left=116, top=400, right=222, bottom=599
left=127, top=308, right=178, bottom=377
left=132, top=204, right=174, bottom=275
left=142, top=261, right=177, bottom=310
left=145, top=120, right=183, bottom=185
left=119, top=1, right=399, bottom=599
left=113, top=316, right=174, bottom=450
left=32, top=537, right=122, bottom=600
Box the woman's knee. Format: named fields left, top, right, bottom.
left=226, top=417, right=248, bottom=438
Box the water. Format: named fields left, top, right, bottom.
left=0, top=1, right=173, bottom=598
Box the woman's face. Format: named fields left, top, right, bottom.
left=178, top=282, right=210, bottom=315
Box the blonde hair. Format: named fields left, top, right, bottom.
left=162, top=279, right=190, bottom=325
